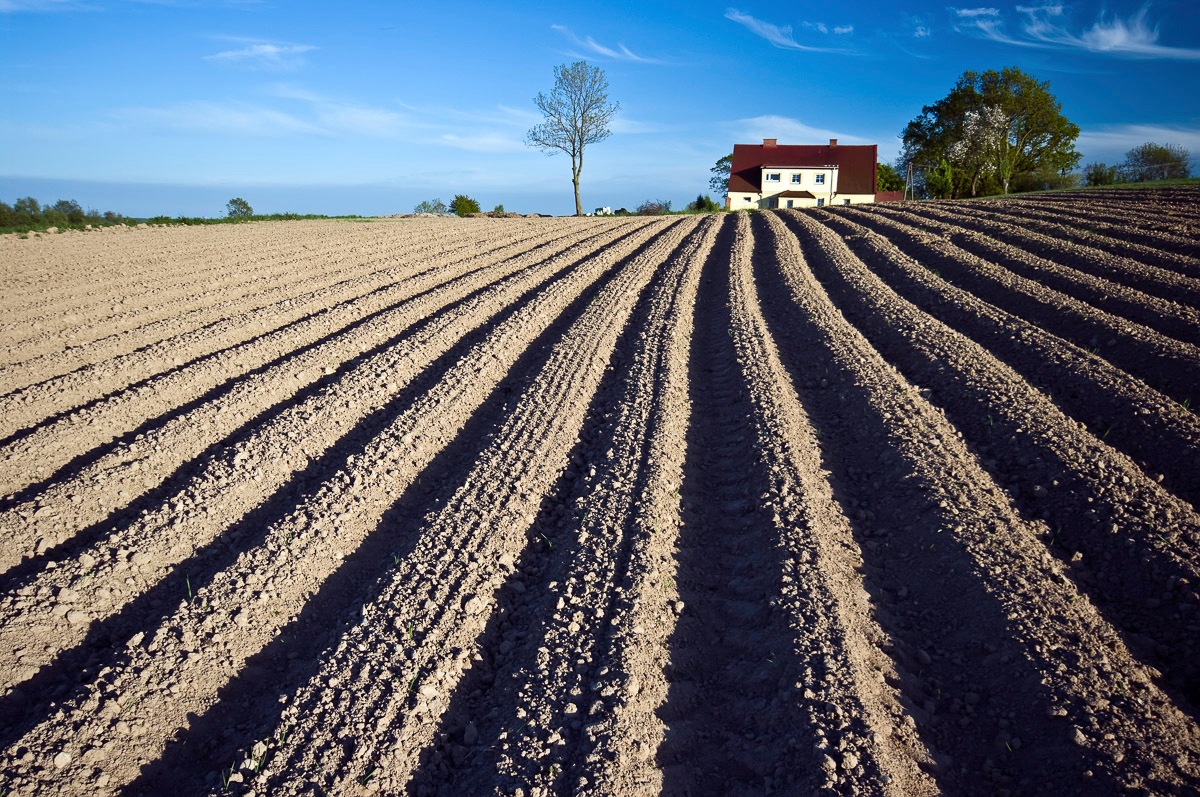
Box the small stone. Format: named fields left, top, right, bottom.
left=1071, top=727, right=1087, bottom=746
left=233, top=610, right=250, bottom=628
left=843, top=752, right=859, bottom=771
left=462, top=721, right=478, bottom=746
left=66, top=609, right=89, bottom=625
left=916, top=649, right=932, bottom=666
left=130, top=552, right=152, bottom=566
left=53, top=751, right=72, bottom=769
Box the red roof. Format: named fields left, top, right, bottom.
left=728, top=140, right=877, bottom=196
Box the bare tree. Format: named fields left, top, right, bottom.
left=526, top=61, right=619, bottom=216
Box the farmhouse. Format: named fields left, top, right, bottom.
left=727, top=138, right=879, bottom=209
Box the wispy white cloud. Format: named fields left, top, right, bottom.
left=550, top=24, right=663, bottom=63
left=914, top=25, right=932, bottom=38
left=955, top=3, right=1200, bottom=59
left=1078, top=123, right=1200, bottom=159
left=833, top=25, right=854, bottom=35
left=724, top=9, right=851, bottom=53
left=726, top=115, right=872, bottom=146
left=205, top=39, right=317, bottom=70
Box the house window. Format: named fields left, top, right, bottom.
left=843, top=199, right=851, bottom=205
left=791, top=174, right=802, bottom=184
left=817, top=198, right=825, bottom=207
left=815, top=174, right=826, bottom=185
left=744, top=196, right=753, bottom=203
left=786, top=199, right=794, bottom=208
left=766, top=172, right=781, bottom=182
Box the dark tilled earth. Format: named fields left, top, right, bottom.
left=1, top=189, right=1198, bottom=796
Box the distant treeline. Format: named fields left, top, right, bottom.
left=145, top=212, right=367, bottom=225
left=1, top=196, right=128, bottom=233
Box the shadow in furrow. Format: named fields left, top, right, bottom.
left=876, top=208, right=1200, bottom=344
left=0, top=225, right=639, bottom=592
left=0, top=223, right=609, bottom=502
left=807, top=209, right=1200, bottom=512
left=124, top=222, right=673, bottom=796
left=840, top=210, right=1200, bottom=406
left=658, top=218, right=823, bottom=795
left=746, top=212, right=1127, bottom=795
left=877, top=204, right=1200, bottom=310
left=404, top=220, right=708, bottom=796
left=778, top=211, right=1200, bottom=718
left=0, top=226, right=642, bottom=756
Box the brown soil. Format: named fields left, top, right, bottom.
left=1, top=195, right=1198, bottom=796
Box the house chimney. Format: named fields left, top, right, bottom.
left=829, top=138, right=838, bottom=147
left=763, top=138, right=777, bottom=148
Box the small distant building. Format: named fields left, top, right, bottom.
left=593, top=207, right=613, bottom=216
left=726, top=138, right=879, bottom=209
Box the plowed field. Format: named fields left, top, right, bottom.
left=2, top=187, right=1199, bottom=796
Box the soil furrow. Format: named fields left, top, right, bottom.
left=955, top=198, right=1200, bottom=260
left=0, top=218, right=687, bottom=796
left=0, top=220, right=507, bottom=355
left=717, top=213, right=937, bottom=795
left=837, top=205, right=1200, bottom=405
left=0, top=220, right=566, bottom=393
left=2, top=194, right=1198, bottom=797
left=404, top=216, right=718, bottom=797
left=871, top=202, right=1200, bottom=326
left=0, top=219, right=664, bottom=689
left=779, top=208, right=1200, bottom=713
left=155, top=218, right=702, bottom=797
left=749, top=209, right=1200, bottom=794
left=900, top=200, right=1200, bottom=304
left=0, top=220, right=636, bottom=502
left=928, top=198, right=1200, bottom=275
left=810, top=208, right=1200, bottom=508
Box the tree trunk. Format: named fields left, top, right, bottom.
left=572, top=155, right=583, bottom=216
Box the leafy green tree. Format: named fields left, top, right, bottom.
left=900, top=67, right=1079, bottom=196
left=492, top=203, right=505, bottom=214
left=226, top=197, right=253, bottom=219
left=876, top=163, right=905, bottom=192
left=709, top=154, right=733, bottom=194
left=1083, top=162, right=1119, bottom=186
left=51, top=199, right=85, bottom=225
left=413, top=198, right=448, bottom=214
left=925, top=159, right=955, bottom=199
left=13, top=196, right=41, bottom=226
left=686, top=194, right=721, bottom=212
left=449, top=195, right=482, bottom=216
left=0, top=201, right=14, bottom=228
left=526, top=61, right=619, bottom=216
left=1122, top=142, right=1191, bottom=182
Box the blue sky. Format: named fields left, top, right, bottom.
left=2, top=0, right=1198, bottom=216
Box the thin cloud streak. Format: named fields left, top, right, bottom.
left=955, top=3, right=1200, bottom=59
left=724, top=8, right=850, bottom=53
left=205, top=40, right=317, bottom=69
left=550, top=25, right=663, bottom=63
